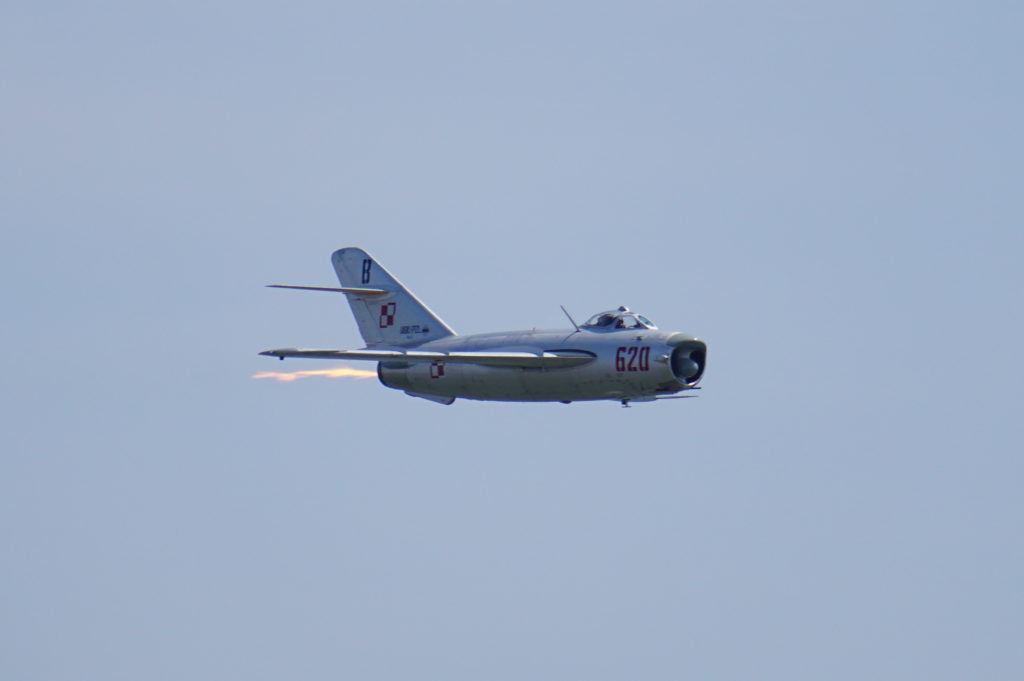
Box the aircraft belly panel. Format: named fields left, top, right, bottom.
left=401, top=363, right=529, bottom=401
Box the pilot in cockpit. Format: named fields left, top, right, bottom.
left=582, top=307, right=657, bottom=331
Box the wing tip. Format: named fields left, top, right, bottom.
left=259, top=348, right=296, bottom=358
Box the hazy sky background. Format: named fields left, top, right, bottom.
left=3, top=2, right=1022, bottom=679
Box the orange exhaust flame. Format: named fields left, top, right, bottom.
left=253, top=366, right=377, bottom=382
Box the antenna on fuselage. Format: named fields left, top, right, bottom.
left=560, top=305, right=581, bottom=333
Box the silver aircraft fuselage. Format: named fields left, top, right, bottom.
left=376, top=326, right=706, bottom=404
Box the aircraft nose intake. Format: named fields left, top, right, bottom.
left=675, top=357, right=700, bottom=378
left=670, top=341, right=706, bottom=385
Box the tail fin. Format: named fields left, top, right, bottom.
left=331, top=247, right=456, bottom=347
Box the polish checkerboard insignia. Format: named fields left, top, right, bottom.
left=379, top=302, right=396, bottom=328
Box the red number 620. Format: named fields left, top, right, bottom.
left=616, top=346, right=650, bottom=372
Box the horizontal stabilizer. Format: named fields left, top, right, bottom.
left=267, top=284, right=388, bottom=296
left=259, top=348, right=596, bottom=369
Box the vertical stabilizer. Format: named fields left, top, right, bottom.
left=331, top=247, right=455, bottom=347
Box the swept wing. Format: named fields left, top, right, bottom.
left=259, top=348, right=595, bottom=369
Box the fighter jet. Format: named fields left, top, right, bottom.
left=260, top=247, right=707, bottom=406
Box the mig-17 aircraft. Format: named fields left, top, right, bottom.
left=260, top=247, right=707, bottom=406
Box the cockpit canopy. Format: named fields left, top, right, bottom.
left=582, top=306, right=657, bottom=330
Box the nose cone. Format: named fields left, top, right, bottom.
left=668, top=336, right=707, bottom=386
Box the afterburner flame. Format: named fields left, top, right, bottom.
left=253, top=366, right=377, bottom=382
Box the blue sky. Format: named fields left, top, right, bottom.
left=3, top=2, right=1022, bottom=679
